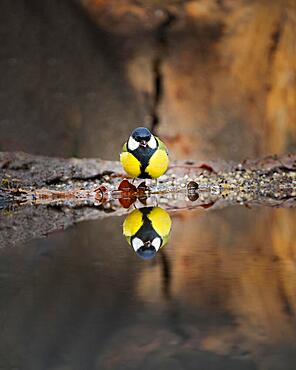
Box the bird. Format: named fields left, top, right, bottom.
left=123, top=206, right=172, bottom=260
left=120, top=127, right=169, bottom=179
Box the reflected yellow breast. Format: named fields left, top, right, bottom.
left=123, top=209, right=143, bottom=237
left=147, top=207, right=172, bottom=238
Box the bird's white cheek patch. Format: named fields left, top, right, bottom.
left=132, top=237, right=144, bottom=251
left=152, top=237, right=162, bottom=251
left=148, top=135, right=157, bottom=149
left=128, top=136, right=139, bottom=151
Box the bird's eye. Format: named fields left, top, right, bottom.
left=147, top=135, right=157, bottom=149
left=128, top=136, right=140, bottom=151
left=132, top=237, right=144, bottom=251
left=151, top=237, right=162, bottom=251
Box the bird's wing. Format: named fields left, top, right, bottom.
left=161, top=234, right=169, bottom=247
left=122, top=142, right=128, bottom=152
left=156, top=137, right=168, bottom=153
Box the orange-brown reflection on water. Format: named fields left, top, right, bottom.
left=0, top=206, right=295, bottom=370
left=133, top=207, right=296, bottom=369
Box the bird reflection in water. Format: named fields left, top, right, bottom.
left=123, top=206, right=172, bottom=260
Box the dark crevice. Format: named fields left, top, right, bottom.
left=150, top=12, right=176, bottom=135
left=159, top=250, right=190, bottom=342
left=151, top=57, right=162, bottom=131
left=44, top=171, right=114, bottom=185
left=278, top=284, right=294, bottom=318
left=160, top=251, right=172, bottom=300
left=268, top=21, right=283, bottom=62
left=72, top=170, right=114, bottom=181
left=45, top=176, right=64, bottom=186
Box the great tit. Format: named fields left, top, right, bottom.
left=120, top=127, right=169, bottom=179
left=123, top=206, right=172, bottom=260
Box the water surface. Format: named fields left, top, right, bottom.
left=0, top=204, right=295, bottom=370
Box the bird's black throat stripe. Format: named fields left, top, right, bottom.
left=132, top=207, right=160, bottom=242
left=128, top=145, right=157, bottom=179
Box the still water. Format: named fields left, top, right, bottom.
left=0, top=202, right=295, bottom=370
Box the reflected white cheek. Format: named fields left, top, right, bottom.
left=147, top=135, right=157, bottom=149
left=152, top=237, right=162, bottom=251
left=132, top=237, right=144, bottom=251
left=128, top=136, right=139, bottom=151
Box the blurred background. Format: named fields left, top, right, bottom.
left=0, top=0, right=295, bottom=160
left=0, top=1, right=296, bottom=370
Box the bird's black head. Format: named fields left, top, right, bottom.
left=130, top=224, right=162, bottom=260
left=128, top=127, right=157, bottom=151
left=131, top=127, right=151, bottom=143
left=136, top=245, right=157, bottom=260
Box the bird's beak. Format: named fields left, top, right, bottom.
left=140, top=140, right=147, bottom=147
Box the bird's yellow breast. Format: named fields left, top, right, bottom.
left=123, top=209, right=143, bottom=237
left=145, top=149, right=169, bottom=179
left=120, top=151, right=141, bottom=178
left=147, top=207, right=172, bottom=238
